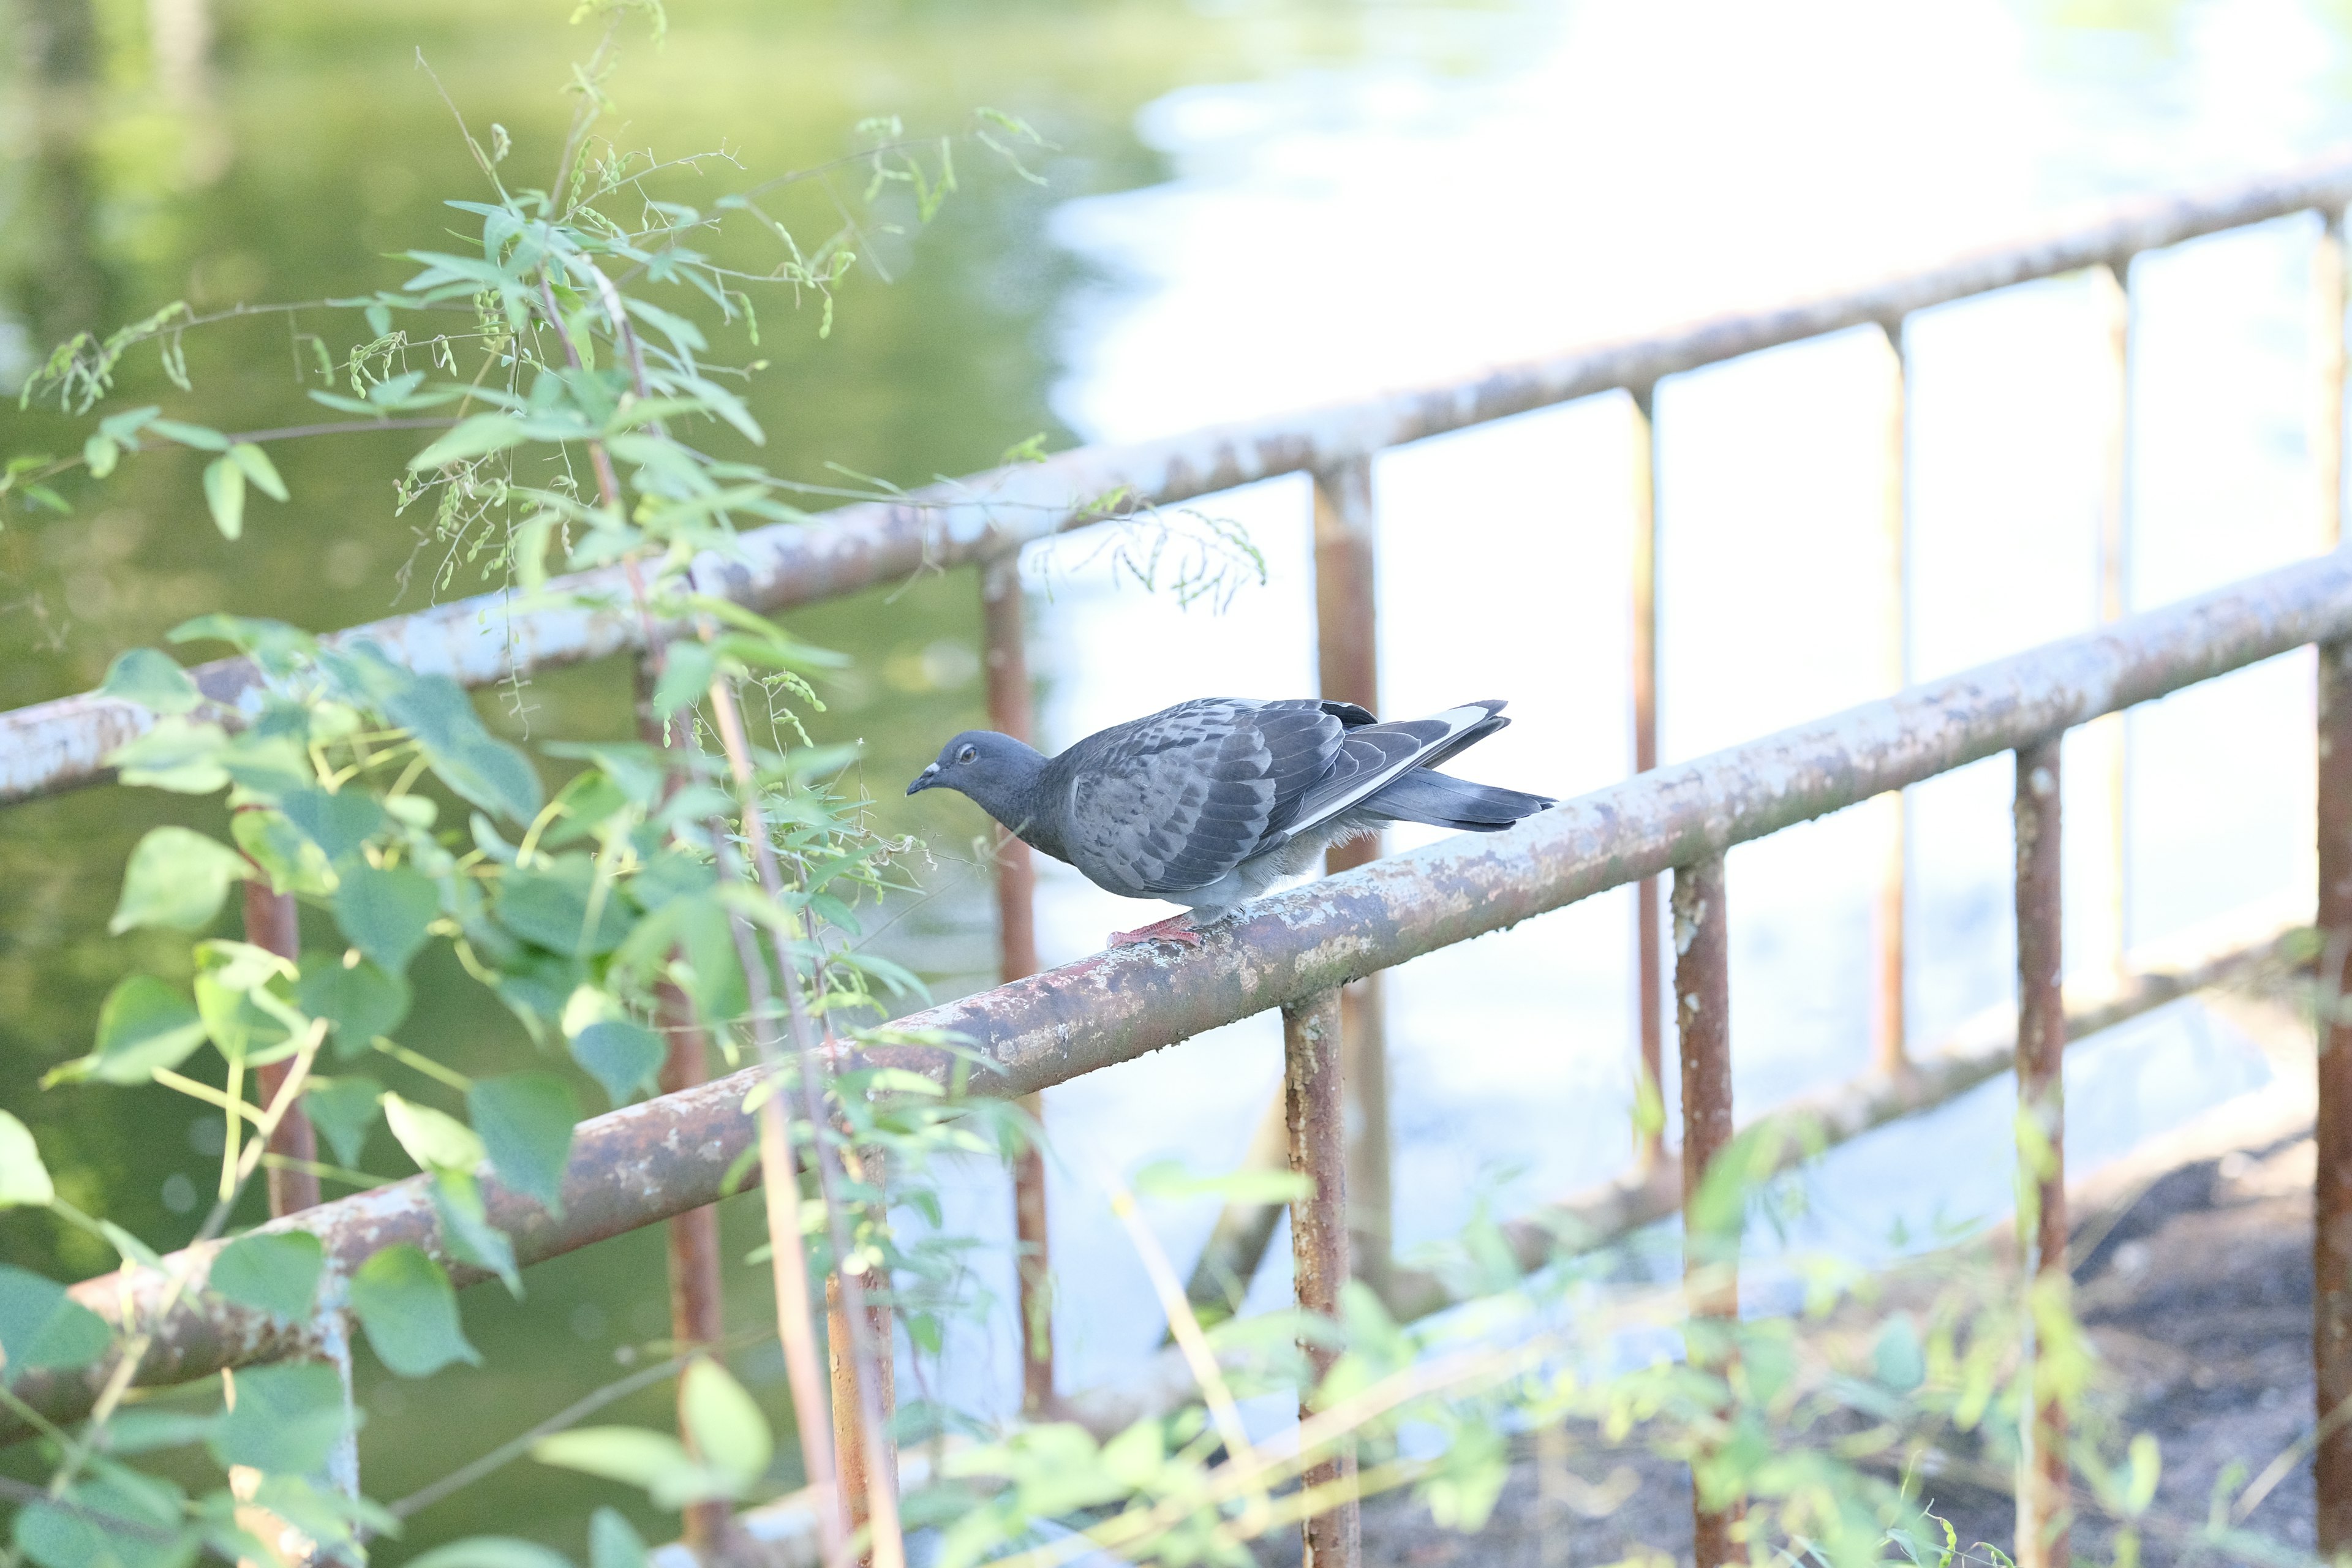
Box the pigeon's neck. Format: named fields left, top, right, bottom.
left=967, top=744, right=1062, bottom=856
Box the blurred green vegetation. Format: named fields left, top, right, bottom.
left=0, top=0, right=1512, bottom=1556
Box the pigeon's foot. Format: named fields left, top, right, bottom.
left=1108, top=913, right=1204, bottom=949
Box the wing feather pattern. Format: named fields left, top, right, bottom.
left=1047, top=696, right=1511, bottom=902
left=1053, top=698, right=1344, bottom=898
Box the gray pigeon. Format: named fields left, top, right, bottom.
left=908, top=697, right=1553, bottom=947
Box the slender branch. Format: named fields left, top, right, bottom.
left=706, top=827, right=847, bottom=1564
left=703, top=680, right=907, bottom=1568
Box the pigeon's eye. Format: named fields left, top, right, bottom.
left=957, top=745, right=978, bottom=764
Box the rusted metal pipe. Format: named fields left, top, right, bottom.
left=636, top=652, right=738, bottom=1557
left=13, top=554, right=2352, bottom=1440
left=826, top=1272, right=896, bottom=1557
left=1284, top=989, right=1357, bottom=1568
left=1629, top=387, right=1665, bottom=1162
left=981, top=551, right=1054, bottom=1415
left=2318, top=638, right=2352, bottom=1554
left=239, top=881, right=320, bottom=1216
left=2013, top=738, right=2070, bottom=1568
left=1312, top=458, right=1392, bottom=1297
left=1875, top=326, right=1911, bottom=1076
left=657, top=983, right=733, bottom=1556
left=1674, top=857, right=1741, bottom=1568
left=13, top=164, right=2352, bottom=809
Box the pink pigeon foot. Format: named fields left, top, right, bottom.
left=1108, top=913, right=1205, bottom=949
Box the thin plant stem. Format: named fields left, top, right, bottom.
left=44, top=1025, right=326, bottom=1501
left=703, top=677, right=907, bottom=1568
left=711, top=835, right=848, bottom=1564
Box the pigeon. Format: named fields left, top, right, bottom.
left=908, top=697, right=1553, bottom=948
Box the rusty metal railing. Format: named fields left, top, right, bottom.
left=12, top=549, right=2352, bottom=1556
left=9, top=157, right=2352, bottom=1562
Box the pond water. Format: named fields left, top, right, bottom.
left=4, top=0, right=2352, bottom=1556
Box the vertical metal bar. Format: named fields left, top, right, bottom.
left=2013, top=737, right=2069, bottom=1568
left=2319, top=209, right=2346, bottom=551
left=657, top=985, right=731, bottom=1553
left=241, top=878, right=356, bottom=1496
left=1673, top=855, right=1739, bottom=1568
left=239, top=882, right=320, bottom=1216
left=981, top=551, right=1055, bottom=1415
left=635, top=653, right=733, bottom=1553
left=1875, top=325, right=1911, bottom=1076
left=827, top=1270, right=897, bottom=1555
left=1285, top=989, right=1358, bottom=1568
left=2316, top=638, right=2352, bottom=1553
left=1630, top=388, right=1665, bottom=1164
left=1312, top=458, right=1393, bottom=1298
left=2096, top=263, right=2133, bottom=981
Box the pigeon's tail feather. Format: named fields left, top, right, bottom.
left=1362, top=768, right=1554, bottom=832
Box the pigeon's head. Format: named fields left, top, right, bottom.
left=907, top=730, right=1046, bottom=824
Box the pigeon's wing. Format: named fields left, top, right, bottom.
left=1280, top=701, right=1510, bottom=839
left=1059, top=699, right=1346, bottom=897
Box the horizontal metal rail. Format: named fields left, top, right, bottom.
left=5, top=157, right=2351, bottom=806
left=10, top=544, right=2347, bottom=1441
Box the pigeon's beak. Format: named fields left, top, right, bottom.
left=907, top=763, right=940, bottom=796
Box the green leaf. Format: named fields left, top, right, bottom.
left=326, top=647, right=540, bottom=825
left=245, top=1474, right=394, bottom=1563
left=100, top=649, right=200, bottom=715
left=110, top=827, right=247, bottom=934
left=208, top=1232, right=324, bottom=1320
left=146, top=418, right=228, bottom=451
left=51, top=976, right=208, bottom=1085
left=680, top=1357, right=772, bottom=1490
left=82, top=434, right=119, bottom=478
left=12, top=1469, right=194, bottom=1568
left=382, top=1092, right=483, bottom=1173
left=106, top=717, right=228, bottom=793
left=97, top=406, right=161, bottom=443
left=0, top=1110, right=56, bottom=1207
left=0, top=1264, right=110, bottom=1375
left=531, top=1428, right=732, bottom=1506
left=1132, top=1158, right=1311, bottom=1206
left=211, top=1361, right=348, bottom=1473
left=190, top=941, right=299, bottom=1064
left=586, top=1509, right=647, bottom=1568
left=347, top=1245, right=478, bottom=1378
left=331, top=864, right=440, bottom=974
left=407, top=413, right=527, bottom=470
left=466, top=1074, right=576, bottom=1215
left=403, top=1541, right=574, bottom=1568
left=296, top=954, right=411, bottom=1058
left=227, top=443, right=287, bottom=502
left=301, top=1077, right=383, bottom=1168
left=277, top=786, right=384, bottom=863
left=201, top=457, right=244, bottom=540
left=496, top=856, right=630, bottom=956
left=651, top=641, right=715, bottom=718
left=2123, top=1431, right=2161, bottom=1517
left=100, top=1410, right=217, bottom=1455
left=431, top=1170, right=519, bottom=1295
left=569, top=1020, right=664, bottom=1106
left=1872, top=1312, right=1924, bottom=1392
